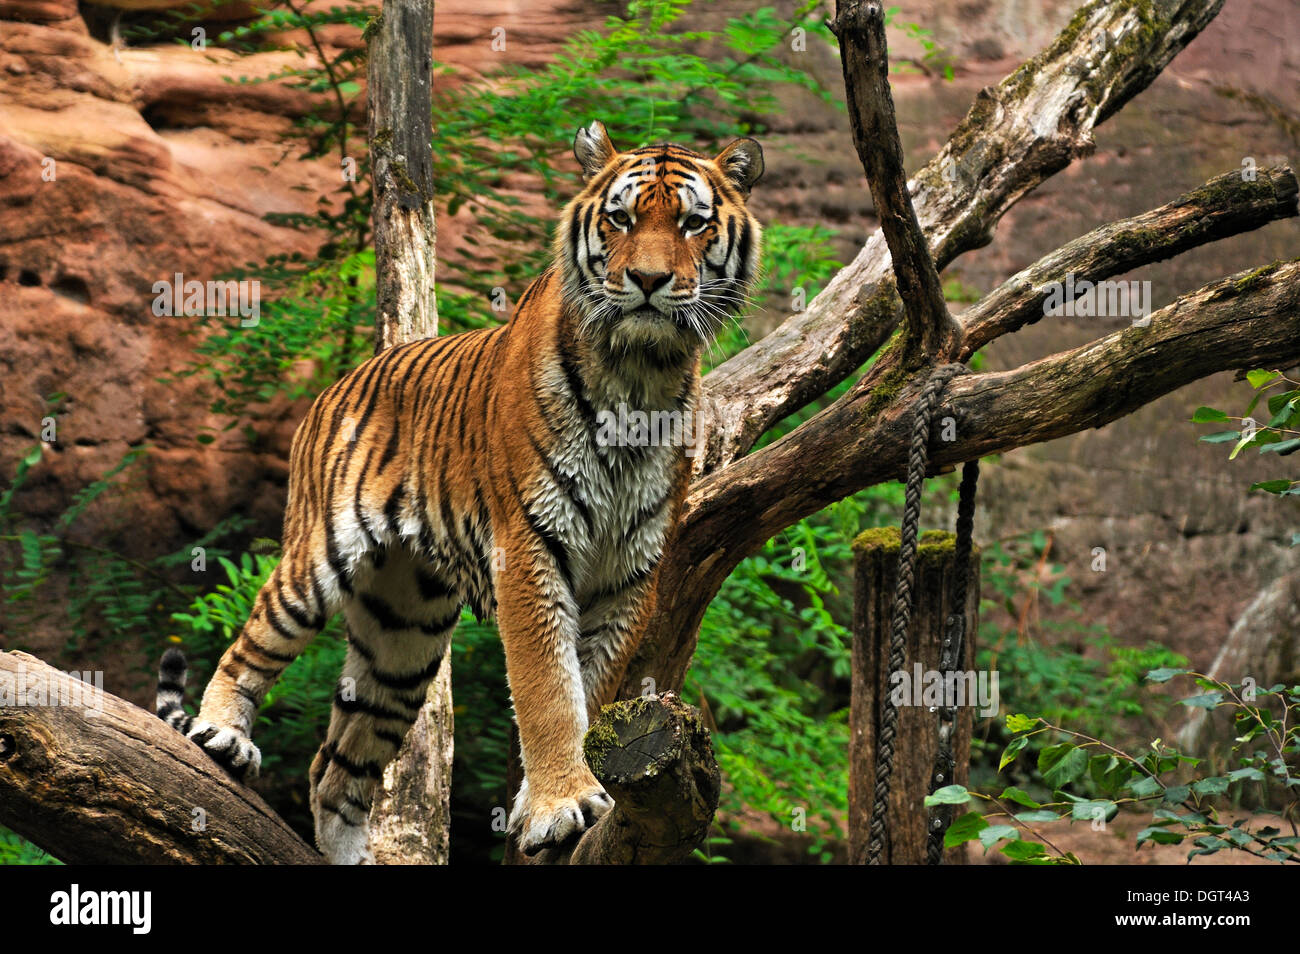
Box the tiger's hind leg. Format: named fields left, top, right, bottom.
left=309, top=545, right=460, bottom=864
left=191, top=546, right=337, bottom=778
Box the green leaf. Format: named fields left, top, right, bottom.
left=1250, top=479, right=1294, bottom=494
left=1005, top=713, right=1038, bottom=733
left=979, top=825, right=1019, bottom=850
left=1145, top=667, right=1190, bottom=683
left=1198, top=430, right=1240, bottom=444
left=1070, top=799, right=1118, bottom=822
left=1261, top=438, right=1300, bottom=455
left=1191, top=406, right=1228, bottom=423
left=1039, top=743, right=1088, bottom=788
left=1128, top=776, right=1162, bottom=798
left=1191, top=776, right=1230, bottom=796
left=1227, top=767, right=1266, bottom=782
left=923, top=784, right=971, bottom=806
left=999, top=736, right=1029, bottom=772
left=999, top=786, right=1040, bottom=809
left=942, top=811, right=987, bottom=847
left=1137, top=826, right=1184, bottom=846
left=1015, top=810, right=1063, bottom=823
left=999, top=840, right=1048, bottom=861
left=1179, top=692, right=1223, bottom=709
left=1247, top=370, right=1280, bottom=389
left=1162, top=784, right=1190, bottom=804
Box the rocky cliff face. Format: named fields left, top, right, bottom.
left=1, top=0, right=1297, bottom=677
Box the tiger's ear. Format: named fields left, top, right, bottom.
left=714, top=138, right=764, bottom=195
left=574, top=121, right=618, bottom=180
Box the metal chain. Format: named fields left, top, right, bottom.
left=866, top=362, right=967, bottom=865
left=925, top=457, right=979, bottom=864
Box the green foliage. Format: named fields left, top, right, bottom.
left=0, top=827, right=61, bottom=866
left=0, top=411, right=248, bottom=682
left=172, top=552, right=347, bottom=775
left=949, top=671, right=1300, bottom=864
left=1195, top=369, right=1300, bottom=544
left=971, top=532, right=1187, bottom=788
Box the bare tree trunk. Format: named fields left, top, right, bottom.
left=363, top=0, right=453, bottom=865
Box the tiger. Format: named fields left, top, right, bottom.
left=157, top=120, right=764, bottom=863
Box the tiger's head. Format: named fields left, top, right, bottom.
left=556, top=120, right=763, bottom=360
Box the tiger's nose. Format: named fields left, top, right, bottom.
left=626, top=269, right=671, bottom=295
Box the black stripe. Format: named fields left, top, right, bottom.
left=334, top=688, right=416, bottom=723
left=273, top=585, right=317, bottom=631
left=383, top=482, right=405, bottom=538
left=373, top=728, right=405, bottom=749
left=414, top=566, right=452, bottom=601
left=329, top=750, right=383, bottom=780
left=156, top=680, right=184, bottom=696
left=527, top=430, right=592, bottom=530
left=505, top=469, right=572, bottom=591
left=245, top=636, right=297, bottom=664
left=369, top=654, right=443, bottom=691
left=228, top=649, right=277, bottom=678
left=318, top=802, right=363, bottom=826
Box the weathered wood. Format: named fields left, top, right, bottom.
left=0, top=651, right=322, bottom=864
left=364, top=0, right=453, bottom=865
left=961, top=165, right=1299, bottom=356
left=624, top=258, right=1300, bottom=698
left=367, top=0, right=437, bottom=354
left=831, top=0, right=962, bottom=362
left=849, top=529, right=979, bottom=865
left=527, top=693, right=720, bottom=865
left=694, top=0, right=1226, bottom=475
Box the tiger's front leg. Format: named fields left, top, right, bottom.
left=498, top=532, right=613, bottom=855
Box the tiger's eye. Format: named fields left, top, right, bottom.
left=610, top=209, right=632, bottom=228
left=684, top=214, right=706, bottom=231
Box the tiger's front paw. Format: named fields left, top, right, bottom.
left=188, top=721, right=262, bottom=780
left=509, top=777, right=613, bottom=855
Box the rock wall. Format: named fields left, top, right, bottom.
left=1, top=0, right=1297, bottom=681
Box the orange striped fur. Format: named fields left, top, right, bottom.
left=178, top=121, right=764, bottom=862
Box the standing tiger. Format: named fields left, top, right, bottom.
left=157, top=121, right=763, bottom=863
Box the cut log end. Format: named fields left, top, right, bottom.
left=533, top=693, right=719, bottom=865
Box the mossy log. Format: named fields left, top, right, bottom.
left=527, top=693, right=720, bottom=865
left=0, top=651, right=321, bottom=864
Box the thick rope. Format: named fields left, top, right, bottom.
left=866, top=362, right=966, bottom=865
left=925, top=458, right=979, bottom=864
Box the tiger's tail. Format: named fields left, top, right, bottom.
left=156, top=647, right=194, bottom=734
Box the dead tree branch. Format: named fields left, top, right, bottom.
left=695, top=0, right=1226, bottom=474
left=961, top=165, right=1299, bottom=356
left=831, top=0, right=963, bottom=361
left=627, top=258, right=1300, bottom=694
left=0, top=651, right=321, bottom=864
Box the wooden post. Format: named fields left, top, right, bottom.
left=849, top=526, right=979, bottom=865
